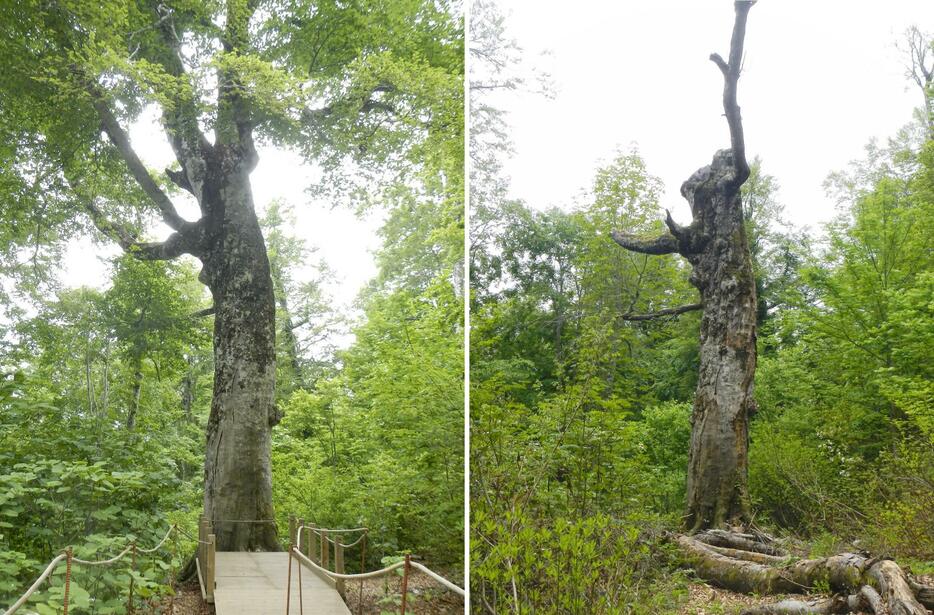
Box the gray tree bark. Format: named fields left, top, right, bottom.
left=198, top=162, right=280, bottom=551
left=611, top=1, right=757, bottom=531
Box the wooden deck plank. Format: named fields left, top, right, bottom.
left=213, top=552, right=351, bottom=615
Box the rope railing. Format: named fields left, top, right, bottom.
left=337, top=533, right=368, bottom=549
left=6, top=515, right=464, bottom=615
left=2, top=523, right=188, bottom=615
left=288, top=520, right=464, bottom=615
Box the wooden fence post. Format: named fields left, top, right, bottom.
left=400, top=554, right=411, bottom=615
left=297, top=518, right=305, bottom=552
left=334, top=534, right=345, bottom=598
left=206, top=533, right=216, bottom=604
left=198, top=516, right=209, bottom=571
left=289, top=515, right=297, bottom=547
left=320, top=529, right=329, bottom=570
left=307, top=523, right=317, bottom=561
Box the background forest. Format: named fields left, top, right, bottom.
left=470, top=5, right=934, bottom=613
left=0, top=0, right=464, bottom=612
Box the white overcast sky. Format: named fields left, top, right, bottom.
left=64, top=108, right=383, bottom=327
left=485, top=0, right=933, bottom=233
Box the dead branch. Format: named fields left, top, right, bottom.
left=676, top=532, right=928, bottom=614
left=622, top=303, right=703, bottom=321
left=711, top=0, right=755, bottom=184
left=609, top=230, right=679, bottom=255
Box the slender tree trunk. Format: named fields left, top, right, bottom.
left=127, top=359, right=142, bottom=431
left=199, top=164, right=280, bottom=551
left=181, top=355, right=194, bottom=422
left=270, top=259, right=305, bottom=390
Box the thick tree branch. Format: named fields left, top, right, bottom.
left=166, top=168, right=194, bottom=194
left=216, top=0, right=260, bottom=167
left=191, top=306, right=216, bottom=318
left=610, top=230, right=679, bottom=255
left=622, top=303, right=703, bottom=321
left=82, top=200, right=193, bottom=261
left=87, top=88, right=190, bottom=232
left=710, top=1, right=755, bottom=184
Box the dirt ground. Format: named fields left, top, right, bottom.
left=342, top=570, right=464, bottom=614
left=677, top=575, right=934, bottom=615
left=679, top=583, right=788, bottom=614
left=148, top=579, right=215, bottom=614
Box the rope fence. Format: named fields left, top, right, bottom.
left=289, top=520, right=464, bottom=615
left=2, top=523, right=185, bottom=615
left=4, top=515, right=464, bottom=615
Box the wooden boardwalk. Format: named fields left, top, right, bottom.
left=213, top=552, right=351, bottom=615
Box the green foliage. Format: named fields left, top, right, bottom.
left=470, top=22, right=934, bottom=608
left=272, top=273, right=464, bottom=568
left=471, top=150, right=698, bottom=611
left=0, top=257, right=210, bottom=609
left=0, top=371, right=204, bottom=611
left=748, top=129, right=934, bottom=557
left=472, top=509, right=688, bottom=614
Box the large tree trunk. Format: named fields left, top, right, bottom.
left=610, top=1, right=757, bottom=532
left=681, top=151, right=757, bottom=531
left=76, top=0, right=282, bottom=553
left=199, top=164, right=280, bottom=551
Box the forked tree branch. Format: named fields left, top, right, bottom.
left=150, top=3, right=212, bottom=203
left=87, top=89, right=190, bottom=232
left=82, top=199, right=194, bottom=260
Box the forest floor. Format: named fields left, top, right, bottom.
left=679, top=583, right=793, bottom=614
left=679, top=574, right=934, bottom=614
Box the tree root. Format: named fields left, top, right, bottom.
left=675, top=531, right=933, bottom=614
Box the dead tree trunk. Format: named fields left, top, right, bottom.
left=611, top=0, right=757, bottom=531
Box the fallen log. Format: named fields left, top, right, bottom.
left=676, top=532, right=930, bottom=614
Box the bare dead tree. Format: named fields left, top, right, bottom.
left=610, top=5, right=934, bottom=613
left=612, top=0, right=758, bottom=532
